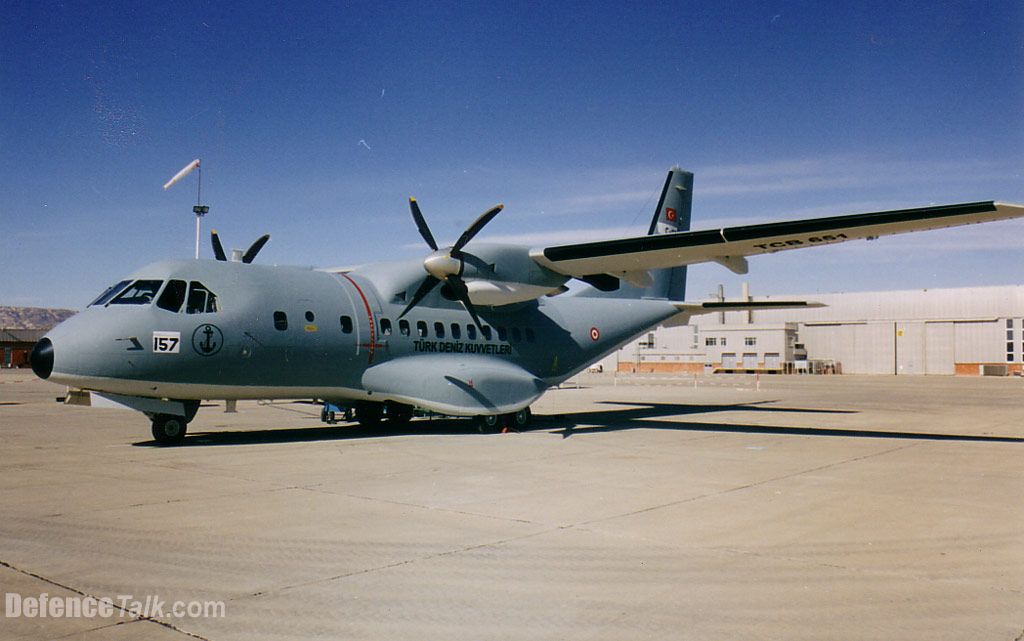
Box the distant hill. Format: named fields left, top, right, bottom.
left=0, top=306, right=77, bottom=329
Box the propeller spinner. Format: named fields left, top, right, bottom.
left=400, top=198, right=504, bottom=331
left=210, top=231, right=270, bottom=264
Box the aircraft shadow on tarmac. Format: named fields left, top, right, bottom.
left=133, top=400, right=1023, bottom=447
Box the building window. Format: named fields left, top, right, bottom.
left=274, top=311, right=288, bottom=331
left=705, top=337, right=717, bottom=346
left=1008, top=342, right=1015, bottom=353
left=744, top=337, right=756, bottom=346
left=1008, top=353, right=1015, bottom=362
left=340, top=315, right=353, bottom=333
left=720, top=337, right=727, bottom=346
left=1008, top=319, right=1015, bottom=328
left=1008, top=330, right=1015, bottom=340
left=641, top=332, right=655, bottom=348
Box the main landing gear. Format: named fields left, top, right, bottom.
left=353, top=400, right=414, bottom=428
left=149, top=400, right=200, bottom=446
left=476, top=407, right=532, bottom=433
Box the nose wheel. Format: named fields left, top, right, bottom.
left=151, top=414, right=188, bottom=446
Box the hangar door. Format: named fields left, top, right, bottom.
left=895, top=322, right=925, bottom=375
left=924, top=322, right=954, bottom=375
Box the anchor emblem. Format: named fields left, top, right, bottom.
left=192, top=324, right=223, bottom=356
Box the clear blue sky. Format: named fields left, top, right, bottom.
left=2, top=1, right=1022, bottom=308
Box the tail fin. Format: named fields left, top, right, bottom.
left=580, top=166, right=692, bottom=300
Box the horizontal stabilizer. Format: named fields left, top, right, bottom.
left=673, top=299, right=825, bottom=316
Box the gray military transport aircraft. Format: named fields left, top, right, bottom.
left=29, top=168, right=1024, bottom=444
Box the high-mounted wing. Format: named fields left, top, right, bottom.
left=531, top=201, right=1024, bottom=278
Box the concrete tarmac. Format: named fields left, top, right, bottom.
left=1, top=369, right=1022, bottom=640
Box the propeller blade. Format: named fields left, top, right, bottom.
left=242, top=234, right=271, bottom=264
left=453, top=204, right=503, bottom=253
left=210, top=230, right=227, bottom=262
left=399, top=275, right=441, bottom=318
left=409, top=197, right=438, bottom=251
left=446, top=276, right=485, bottom=334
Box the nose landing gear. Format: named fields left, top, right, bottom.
left=151, top=414, right=187, bottom=445
left=149, top=400, right=200, bottom=446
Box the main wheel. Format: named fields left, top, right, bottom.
left=476, top=414, right=501, bottom=433
left=384, top=401, right=414, bottom=427
left=355, top=401, right=383, bottom=427
left=151, top=414, right=187, bottom=446
left=509, top=407, right=532, bottom=430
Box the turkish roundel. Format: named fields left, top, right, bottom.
left=665, top=207, right=677, bottom=221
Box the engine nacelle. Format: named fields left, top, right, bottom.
left=458, top=242, right=569, bottom=306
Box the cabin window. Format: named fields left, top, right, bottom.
left=467, top=325, right=477, bottom=340
left=434, top=321, right=445, bottom=339
left=525, top=328, right=535, bottom=342
left=305, top=311, right=315, bottom=322
left=274, top=311, right=288, bottom=331
left=380, top=318, right=392, bottom=336
left=89, top=280, right=132, bottom=306
left=340, top=315, right=353, bottom=333
left=496, top=326, right=508, bottom=342
left=481, top=326, right=492, bottom=340
left=399, top=319, right=410, bottom=336
left=156, top=280, right=187, bottom=312
left=417, top=321, right=427, bottom=337
left=109, top=280, right=163, bottom=305
left=186, top=281, right=218, bottom=314
left=511, top=327, right=522, bottom=342
left=451, top=323, right=461, bottom=339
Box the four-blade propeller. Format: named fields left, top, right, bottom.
left=210, top=231, right=270, bottom=264
left=400, top=198, right=503, bottom=331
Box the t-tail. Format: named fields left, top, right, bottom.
left=579, top=167, right=692, bottom=300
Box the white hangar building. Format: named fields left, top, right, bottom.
left=612, top=284, right=1024, bottom=376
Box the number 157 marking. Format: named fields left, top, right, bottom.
left=152, top=331, right=180, bottom=354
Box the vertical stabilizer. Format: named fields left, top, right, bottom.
left=580, top=167, right=692, bottom=300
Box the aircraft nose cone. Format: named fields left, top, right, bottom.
left=30, top=338, right=54, bottom=380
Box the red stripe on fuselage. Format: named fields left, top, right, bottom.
left=339, top=273, right=377, bottom=365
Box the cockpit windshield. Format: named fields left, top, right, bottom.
left=108, top=280, right=164, bottom=305
left=186, top=281, right=218, bottom=314
left=89, top=280, right=132, bottom=307
left=89, top=278, right=219, bottom=312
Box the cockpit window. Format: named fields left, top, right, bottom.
left=186, top=281, right=218, bottom=314
left=109, top=280, right=164, bottom=306
left=156, top=280, right=187, bottom=312
left=89, top=280, right=132, bottom=307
